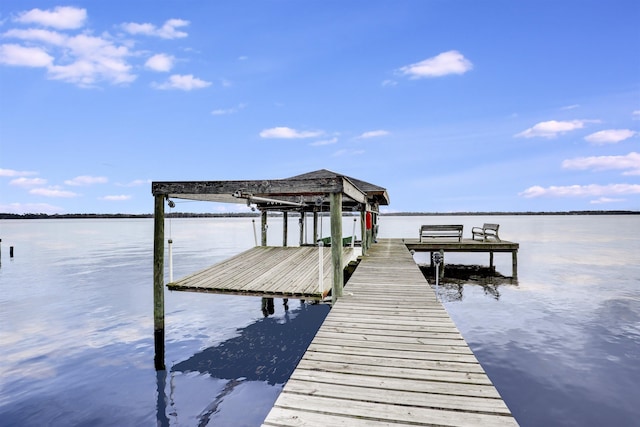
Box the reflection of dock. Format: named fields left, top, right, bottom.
left=262, top=239, right=517, bottom=426
left=167, top=246, right=358, bottom=299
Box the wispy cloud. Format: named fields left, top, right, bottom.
left=10, top=177, right=46, bottom=187
left=519, top=183, right=640, bottom=198
left=153, top=74, right=211, bottom=90
left=633, top=110, right=640, bottom=120
left=30, top=187, right=79, bottom=198
left=117, top=179, right=150, bottom=187
left=121, top=19, right=189, bottom=39
left=562, top=152, right=640, bottom=176
left=259, top=127, right=324, bottom=139
left=0, top=202, right=64, bottom=214
left=211, top=103, right=247, bottom=115
left=310, top=137, right=338, bottom=146
left=0, top=168, right=38, bottom=177
left=584, top=129, right=637, bottom=145
left=397, top=50, right=473, bottom=79
left=145, top=53, right=174, bottom=72
left=64, top=175, right=108, bottom=186
left=356, top=130, right=389, bottom=139
left=100, top=195, right=132, bottom=201
left=590, top=197, right=624, bottom=204
left=381, top=79, right=397, bottom=87
left=15, top=6, right=87, bottom=30
left=514, top=119, right=598, bottom=139
left=561, top=104, right=580, bottom=110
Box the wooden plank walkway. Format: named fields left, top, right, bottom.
left=262, top=239, right=518, bottom=426
left=167, top=246, right=357, bottom=299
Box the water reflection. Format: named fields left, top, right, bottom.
left=159, top=300, right=329, bottom=425
left=419, top=264, right=518, bottom=301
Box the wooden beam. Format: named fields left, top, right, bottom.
left=153, top=195, right=165, bottom=371
left=330, top=192, right=343, bottom=303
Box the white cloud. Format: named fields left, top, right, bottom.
left=561, top=104, right=580, bottom=110
left=3, top=27, right=136, bottom=86
left=585, top=129, right=637, bottom=145
left=0, top=202, right=64, bottom=214
left=121, top=19, right=189, bottom=39
left=0, top=44, right=53, bottom=67
left=15, top=6, right=87, bottom=30
left=590, top=197, right=624, bottom=205
left=356, top=130, right=390, bottom=139
left=381, top=79, right=397, bottom=87
left=30, top=187, right=79, bottom=198
left=100, top=195, right=131, bottom=201
left=211, top=103, right=246, bottom=115
left=562, top=152, right=640, bottom=176
left=632, top=110, right=640, bottom=120
left=310, top=137, right=338, bottom=146
left=10, top=177, right=47, bottom=187
left=397, top=50, right=473, bottom=79
left=117, top=179, right=150, bottom=187
left=259, top=127, right=324, bottom=139
left=64, top=175, right=108, bottom=186
left=0, top=168, right=38, bottom=177
left=515, top=119, right=597, bottom=138
left=153, top=74, right=211, bottom=90
left=145, top=53, right=174, bottom=72
left=519, top=183, right=640, bottom=198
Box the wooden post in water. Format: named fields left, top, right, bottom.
left=330, top=192, right=343, bottom=303
left=512, top=250, right=518, bottom=279
left=282, top=211, right=288, bottom=247
left=489, top=251, right=494, bottom=271
left=261, top=210, right=268, bottom=246
left=153, top=195, right=166, bottom=371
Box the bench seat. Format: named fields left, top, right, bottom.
left=472, top=223, right=501, bottom=241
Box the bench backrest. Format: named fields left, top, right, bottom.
left=483, top=223, right=499, bottom=231
left=420, top=225, right=463, bottom=231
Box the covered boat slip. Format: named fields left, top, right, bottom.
left=167, top=245, right=358, bottom=299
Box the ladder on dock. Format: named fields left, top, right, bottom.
left=262, top=239, right=518, bottom=426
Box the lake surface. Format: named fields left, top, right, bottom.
left=0, top=215, right=638, bottom=426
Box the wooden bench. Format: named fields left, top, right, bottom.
left=419, top=225, right=463, bottom=242
left=472, top=223, right=501, bottom=241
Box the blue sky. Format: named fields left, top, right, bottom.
left=1, top=1, right=639, bottom=214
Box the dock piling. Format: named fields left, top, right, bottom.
left=153, top=195, right=166, bottom=371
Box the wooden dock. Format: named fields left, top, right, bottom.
left=405, top=238, right=519, bottom=278
left=262, top=239, right=518, bottom=426
left=168, top=246, right=358, bottom=299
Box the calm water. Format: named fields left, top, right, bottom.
left=0, top=215, right=638, bottom=426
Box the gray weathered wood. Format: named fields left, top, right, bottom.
left=330, top=192, right=343, bottom=303
left=153, top=195, right=165, bottom=371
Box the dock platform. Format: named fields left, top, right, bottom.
left=167, top=246, right=358, bottom=299
left=262, top=239, right=517, bottom=426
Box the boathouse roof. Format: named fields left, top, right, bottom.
left=151, top=169, right=389, bottom=212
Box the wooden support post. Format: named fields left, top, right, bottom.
left=489, top=251, right=494, bottom=271
left=439, top=249, right=445, bottom=279
left=299, top=211, right=305, bottom=246
left=282, top=212, right=288, bottom=247
left=261, top=210, right=268, bottom=246
left=153, top=195, right=166, bottom=371
left=313, top=211, right=318, bottom=244
left=330, top=192, right=343, bottom=303
left=512, top=250, right=518, bottom=280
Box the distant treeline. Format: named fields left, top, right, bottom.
left=0, top=210, right=637, bottom=220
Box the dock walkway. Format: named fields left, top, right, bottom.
left=262, top=239, right=517, bottom=426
